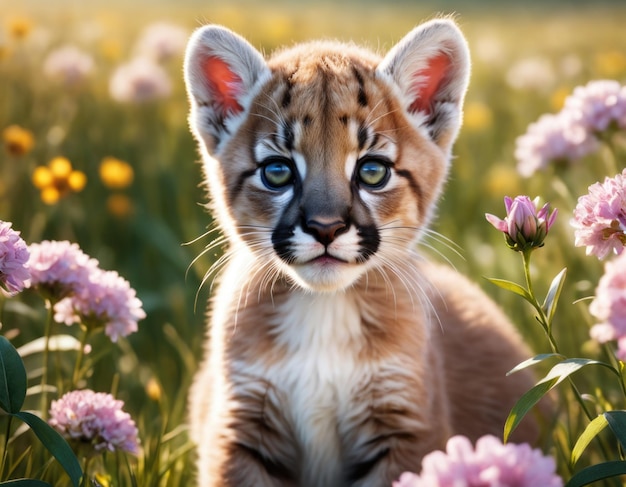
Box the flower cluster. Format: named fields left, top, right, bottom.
left=32, top=156, right=87, bottom=205
left=134, top=22, right=187, bottom=62
left=54, top=268, right=146, bottom=342
left=49, top=389, right=139, bottom=455
left=3, top=124, right=34, bottom=157
left=486, top=195, right=557, bottom=252
left=108, top=22, right=186, bottom=104
left=0, top=221, right=30, bottom=294
left=588, top=252, right=626, bottom=360
left=43, top=45, right=95, bottom=87
left=515, top=80, right=626, bottom=176
left=109, top=57, right=171, bottom=103
left=28, top=240, right=98, bottom=301
left=571, top=169, right=626, bottom=259
left=394, top=435, right=563, bottom=487
left=28, top=240, right=144, bottom=340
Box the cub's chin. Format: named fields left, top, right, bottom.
left=283, top=257, right=368, bottom=293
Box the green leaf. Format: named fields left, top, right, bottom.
left=504, top=358, right=609, bottom=441
left=504, top=377, right=558, bottom=442
left=507, top=353, right=565, bottom=376
left=566, top=461, right=626, bottom=487
left=605, top=410, right=626, bottom=451
left=484, top=277, right=532, bottom=302
left=0, top=336, right=27, bottom=413
left=542, top=268, right=567, bottom=324
left=14, top=412, right=82, bottom=487
left=0, top=480, right=52, bottom=486
left=571, top=414, right=608, bottom=466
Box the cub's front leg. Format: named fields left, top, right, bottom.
left=342, top=366, right=453, bottom=487
left=195, top=376, right=300, bottom=487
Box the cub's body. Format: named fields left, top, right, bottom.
left=184, top=19, right=538, bottom=486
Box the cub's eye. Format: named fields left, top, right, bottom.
left=261, top=158, right=294, bottom=189
left=357, top=158, right=390, bottom=188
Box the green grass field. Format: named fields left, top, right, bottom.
left=1, top=1, right=626, bottom=484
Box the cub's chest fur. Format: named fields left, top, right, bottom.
left=246, top=292, right=367, bottom=483
left=184, top=17, right=540, bottom=487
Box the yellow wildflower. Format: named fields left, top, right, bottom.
left=7, top=17, right=32, bottom=40
left=32, top=157, right=87, bottom=205
left=99, top=157, right=134, bottom=189
left=594, top=50, right=626, bottom=78
left=463, top=101, right=493, bottom=132
left=145, top=377, right=162, bottom=401
left=3, top=125, right=34, bottom=157
left=106, top=194, right=134, bottom=218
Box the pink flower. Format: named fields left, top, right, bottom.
left=134, top=22, right=188, bottom=62
left=515, top=79, right=626, bottom=177
left=589, top=252, right=626, bottom=360
left=0, top=221, right=30, bottom=294
left=393, top=435, right=562, bottom=487
left=565, top=80, right=626, bottom=133
left=49, top=389, right=139, bottom=454
left=515, top=112, right=597, bottom=177
left=43, top=45, right=94, bottom=87
left=109, top=57, right=172, bottom=103
left=571, top=170, right=626, bottom=259
left=54, top=267, right=145, bottom=341
left=486, top=195, right=557, bottom=252
left=27, top=240, right=98, bottom=301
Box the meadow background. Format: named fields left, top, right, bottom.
left=1, top=0, right=626, bottom=484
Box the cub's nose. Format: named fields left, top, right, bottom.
left=304, top=218, right=348, bottom=246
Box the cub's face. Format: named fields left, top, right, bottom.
left=185, top=20, right=470, bottom=292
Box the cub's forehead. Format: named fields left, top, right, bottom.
left=253, top=42, right=394, bottom=127
left=267, top=41, right=381, bottom=77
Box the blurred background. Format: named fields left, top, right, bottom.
left=1, top=0, right=625, bottom=483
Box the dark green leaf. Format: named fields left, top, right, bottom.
left=507, top=353, right=564, bottom=376
left=542, top=267, right=567, bottom=324
left=605, top=411, right=626, bottom=452
left=505, top=359, right=609, bottom=441
left=566, top=461, right=626, bottom=487
left=484, top=277, right=532, bottom=302
left=504, top=377, right=558, bottom=442
left=0, top=336, right=27, bottom=413
left=0, top=480, right=52, bottom=486
left=571, top=415, right=608, bottom=466
left=14, top=411, right=82, bottom=487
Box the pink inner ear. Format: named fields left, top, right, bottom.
left=202, top=56, right=244, bottom=114
left=409, top=53, right=451, bottom=114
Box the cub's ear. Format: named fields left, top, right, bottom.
left=377, top=19, right=470, bottom=154
left=184, top=25, right=270, bottom=154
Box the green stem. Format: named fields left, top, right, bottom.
left=0, top=414, right=13, bottom=481
left=72, top=327, right=90, bottom=389
left=521, top=249, right=617, bottom=463
left=40, top=300, right=54, bottom=413
left=81, top=455, right=93, bottom=487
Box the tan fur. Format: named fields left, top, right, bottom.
left=184, top=19, right=540, bottom=487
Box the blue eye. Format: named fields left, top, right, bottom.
left=261, top=158, right=294, bottom=189
left=357, top=158, right=390, bottom=188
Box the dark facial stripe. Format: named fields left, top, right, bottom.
left=352, top=67, right=368, bottom=107
left=356, top=224, right=380, bottom=262
left=395, top=169, right=423, bottom=213
left=357, top=125, right=368, bottom=151
left=231, top=168, right=257, bottom=201
left=281, top=81, right=292, bottom=109
left=281, top=121, right=295, bottom=152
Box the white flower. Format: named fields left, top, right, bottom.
left=109, top=57, right=172, bottom=103
left=43, top=45, right=94, bottom=86
left=135, top=22, right=188, bottom=62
